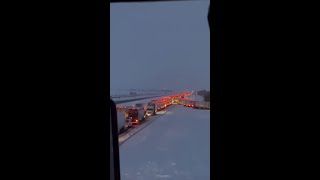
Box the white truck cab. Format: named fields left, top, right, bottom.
left=146, top=102, right=156, bottom=116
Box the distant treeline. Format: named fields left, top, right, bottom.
left=197, top=90, right=210, bottom=102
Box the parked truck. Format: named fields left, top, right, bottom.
left=116, top=108, right=133, bottom=134
left=173, top=97, right=179, bottom=104
left=146, top=102, right=156, bottom=116
left=164, top=97, right=173, bottom=106
left=159, top=100, right=166, bottom=109
left=194, top=101, right=210, bottom=109
left=116, top=111, right=127, bottom=134
left=184, top=99, right=195, bottom=107
left=128, top=107, right=146, bottom=125
left=177, top=98, right=185, bottom=105
left=151, top=100, right=163, bottom=112
left=135, top=103, right=147, bottom=111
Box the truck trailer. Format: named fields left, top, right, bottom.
left=194, top=101, right=210, bottom=109
left=183, top=99, right=195, bottom=107
left=178, top=98, right=186, bottom=105
left=146, top=102, right=158, bottom=116
left=128, top=107, right=145, bottom=125
left=116, top=111, right=127, bottom=134
left=135, top=103, right=147, bottom=111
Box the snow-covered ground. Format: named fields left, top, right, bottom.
left=111, top=93, right=178, bottom=103
left=112, top=95, right=160, bottom=103
left=119, top=105, right=210, bottom=180
left=116, top=96, right=164, bottom=107
left=110, top=89, right=174, bottom=98
left=110, top=89, right=153, bottom=97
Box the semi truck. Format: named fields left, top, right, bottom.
left=146, top=102, right=159, bottom=116
left=184, top=99, right=194, bottom=107
left=178, top=98, right=194, bottom=107
left=159, top=100, right=166, bottom=109
left=116, top=108, right=133, bottom=134
left=163, top=97, right=173, bottom=106
left=128, top=107, right=145, bottom=125
left=135, top=103, right=147, bottom=111
left=173, top=97, right=179, bottom=104
left=151, top=99, right=166, bottom=110
left=116, top=111, right=127, bottom=134
left=178, top=98, right=186, bottom=105
left=194, top=101, right=210, bottom=109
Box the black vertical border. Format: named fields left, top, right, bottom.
left=110, top=99, right=121, bottom=180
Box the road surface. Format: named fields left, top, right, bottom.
left=119, top=104, right=210, bottom=180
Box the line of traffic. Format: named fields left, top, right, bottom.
left=115, top=92, right=210, bottom=145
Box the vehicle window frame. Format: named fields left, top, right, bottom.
left=110, top=99, right=121, bottom=180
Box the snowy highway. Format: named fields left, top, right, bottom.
left=119, top=104, right=210, bottom=180
left=118, top=105, right=172, bottom=146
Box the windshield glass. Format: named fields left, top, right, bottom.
left=111, top=1, right=210, bottom=179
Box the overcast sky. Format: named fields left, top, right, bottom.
left=110, top=1, right=210, bottom=92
